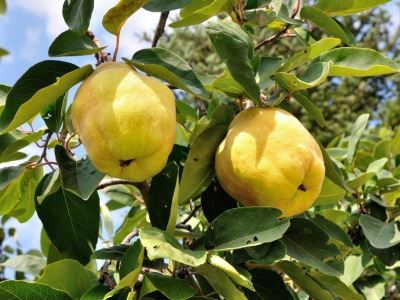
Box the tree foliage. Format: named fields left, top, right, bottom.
left=0, top=0, right=400, bottom=299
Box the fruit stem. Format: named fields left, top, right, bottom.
left=112, top=33, right=120, bottom=62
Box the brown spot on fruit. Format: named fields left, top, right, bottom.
left=298, top=184, right=307, bottom=192
left=119, top=159, right=135, bottom=167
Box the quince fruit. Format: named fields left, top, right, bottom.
left=215, top=107, right=325, bottom=217
left=72, top=62, right=176, bottom=182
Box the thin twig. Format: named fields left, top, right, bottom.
left=86, top=31, right=110, bottom=66
left=181, top=205, right=201, bottom=225
left=152, top=11, right=169, bottom=47
left=255, top=0, right=301, bottom=51
left=112, top=34, right=120, bottom=62
left=38, top=131, right=53, bottom=163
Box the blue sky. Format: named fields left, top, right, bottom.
left=0, top=0, right=399, bottom=268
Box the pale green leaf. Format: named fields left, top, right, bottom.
left=359, top=214, right=400, bottom=249
left=316, top=0, right=390, bottom=16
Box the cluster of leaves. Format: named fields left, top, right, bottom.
left=0, top=0, right=399, bottom=299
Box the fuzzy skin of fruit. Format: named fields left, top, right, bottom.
left=71, top=62, right=176, bottom=182
left=215, top=107, right=325, bottom=217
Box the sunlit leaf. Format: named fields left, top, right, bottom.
left=63, top=0, right=94, bottom=34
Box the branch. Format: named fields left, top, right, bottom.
left=152, top=11, right=169, bottom=47
left=180, top=205, right=201, bottom=225
left=96, top=180, right=150, bottom=207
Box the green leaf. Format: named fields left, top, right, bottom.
left=309, top=270, right=364, bottom=300
left=258, top=57, right=284, bottom=89
left=140, top=273, right=196, bottom=300
left=81, top=285, right=109, bottom=300
left=196, top=263, right=247, bottom=300
left=339, top=255, right=364, bottom=285
left=179, top=125, right=228, bottom=204
left=0, top=281, right=72, bottom=300
left=275, top=62, right=331, bottom=92
left=41, top=93, right=66, bottom=132
left=314, top=177, right=346, bottom=206
left=0, top=165, right=24, bottom=190
left=316, top=0, right=390, bottom=16
left=278, top=38, right=341, bottom=72
left=102, top=0, right=147, bottom=35
left=0, top=61, right=93, bottom=134
left=170, top=0, right=233, bottom=28
left=129, top=48, right=208, bottom=99
left=292, top=91, right=325, bottom=127
left=194, top=207, right=290, bottom=251
left=0, top=130, right=44, bottom=163
left=347, top=172, right=375, bottom=189
left=7, top=166, right=43, bottom=223
left=144, top=0, right=192, bottom=12
left=139, top=226, right=207, bottom=267
left=0, top=84, right=11, bottom=102
left=49, top=30, right=106, bottom=57
left=0, top=48, right=9, bottom=57
left=391, top=130, right=400, bottom=156
left=210, top=70, right=246, bottom=98
left=347, top=114, right=369, bottom=164
left=243, top=269, right=293, bottom=300
left=113, top=205, right=146, bottom=244
left=246, top=241, right=287, bottom=265
left=274, top=261, right=334, bottom=300
left=318, top=141, right=353, bottom=193
left=206, top=21, right=260, bottom=102
left=91, top=245, right=129, bottom=261
left=208, top=254, right=254, bottom=290
left=359, top=214, right=400, bottom=249
left=119, top=241, right=143, bottom=279
left=0, top=255, right=46, bottom=275
left=0, top=0, right=6, bottom=14
left=55, top=145, right=104, bottom=200
left=300, top=7, right=351, bottom=43
left=367, top=157, right=388, bottom=173
left=319, top=48, right=400, bottom=77
left=35, top=175, right=100, bottom=265
left=354, top=275, right=386, bottom=300
left=38, top=259, right=96, bottom=299
left=312, top=214, right=353, bottom=247
left=36, top=169, right=61, bottom=205
left=63, top=0, right=94, bottom=34
left=283, top=218, right=343, bottom=276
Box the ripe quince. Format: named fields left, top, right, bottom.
left=72, top=62, right=176, bottom=182
left=215, top=107, right=325, bottom=217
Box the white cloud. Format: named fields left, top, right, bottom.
left=19, top=28, right=42, bottom=62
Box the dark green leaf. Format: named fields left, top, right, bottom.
left=319, top=48, right=400, bottom=77
left=0, top=48, right=8, bottom=57
left=49, top=30, right=106, bottom=57
left=91, top=245, right=129, bottom=261
left=244, top=269, right=293, bottom=300
left=300, top=7, right=351, bottom=43
left=128, top=48, right=209, bottom=99
left=0, top=165, right=24, bottom=190
left=81, top=285, right=109, bottom=300
left=316, top=0, right=390, bottom=16
left=194, top=207, right=290, bottom=251
left=368, top=242, right=400, bottom=266
left=144, top=0, right=192, bottom=12
left=55, top=145, right=104, bottom=200
left=283, top=218, right=343, bottom=276
left=0, top=61, right=92, bottom=134
left=206, top=21, right=260, bottom=102
left=0, top=281, right=72, bottom=300
left=314, top=177, right=346, bottom=206
left=179, top=125, right=228, bottom=204
left=0, top=0, right=6, bottom=14
left=0, top=130, right=44, bottom=163
left=102, top=0, right=147, bottom=35
left=258, top=57, right=283, bottom=89
left=113, top=205, right=146, bottom=244
left=246, top=241, right=287, bottom=265
left=347, top=114, right=369, bottom=164
left=140, top=273, right=196, bottom=300
left=41, top=93, right=66, bottom=132
left=201, top=179, right=237, bottom=223
left=63, top=0, right=94, bottom=34
left=38, top=259, right=96, bottom=299
left=35, top=175, right=100, bottom=265
left=312, top=215, right=352, bottom=247
left=148, top=162, right=179, bottom=231
left=359, top=214, right=400, bottom=249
